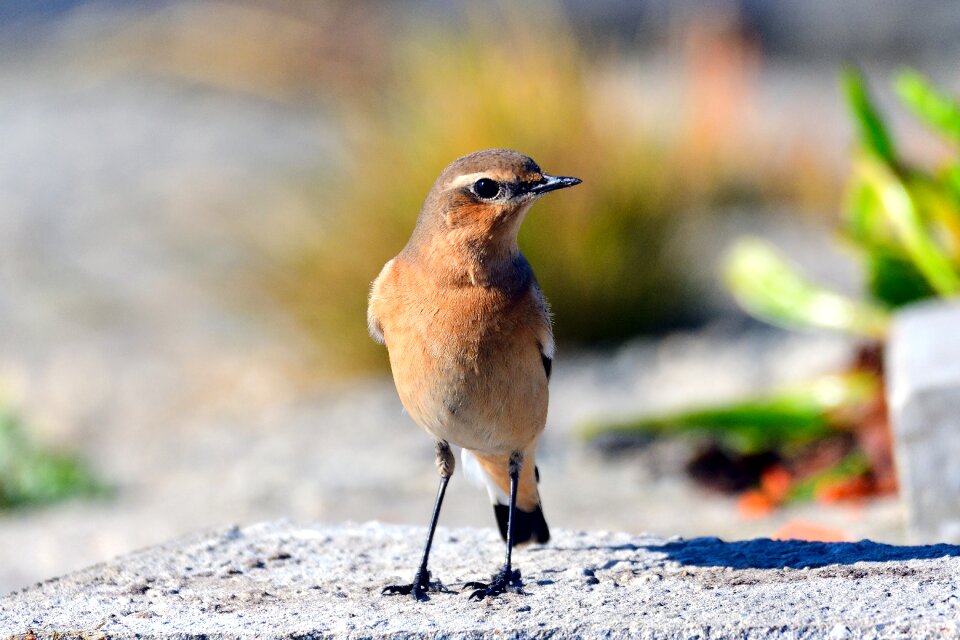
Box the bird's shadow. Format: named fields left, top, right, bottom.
left=537, top=537, right=960, bottom=570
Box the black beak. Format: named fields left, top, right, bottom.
left=528, top=173, right=582, bottom=196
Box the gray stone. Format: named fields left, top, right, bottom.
left=3, top=520, right=960, bottom=639
left=888, top=301, right=960, bottom=543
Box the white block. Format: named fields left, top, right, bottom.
left=888, top=301, right=960, bottom=543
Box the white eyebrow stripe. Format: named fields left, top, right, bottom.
left=445, top=172, right=493, bottom=191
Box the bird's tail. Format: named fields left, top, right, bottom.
left=493, top=502, right=550, bottom=545
left=461, top=448, right=550, bottom=545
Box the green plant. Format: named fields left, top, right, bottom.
left=582, top=68, right=960, bottom=508
left=0, top=408, right=105, bottom=509
left=581, top=373, right=878, bottom=455
left=726, top=69, right=960, bottom=333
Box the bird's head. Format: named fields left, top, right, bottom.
left=411, top=149, right=581, bottom=257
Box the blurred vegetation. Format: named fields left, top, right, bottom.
left=728, top=68, right=960, bottom=325
left=0, top=407, right=104, bottom=510
left=584, top=68, right=960, bottom=511
left=248, top=4, right=836, bottom=374
left=582, top=373, right=878, bottom=455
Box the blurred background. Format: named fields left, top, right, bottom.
left=1, top=0, right=959, bottom=593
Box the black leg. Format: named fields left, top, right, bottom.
left=382, top=442, right=454, bottom=601
left=465, top=452, right=524, bottom=601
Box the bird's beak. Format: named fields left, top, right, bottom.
left=528, top=174, right=582, bottom=196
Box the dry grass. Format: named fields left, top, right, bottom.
left=30, top=1, right=845, bottom=376
left=203, top=4, right=840, bottom=374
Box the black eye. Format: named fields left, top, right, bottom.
left=472, top=178, right=501, bottom=199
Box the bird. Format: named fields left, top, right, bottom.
left=367, top=148, right=581, bottom=601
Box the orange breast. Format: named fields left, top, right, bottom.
left=372, top=259, right=549, bottom=455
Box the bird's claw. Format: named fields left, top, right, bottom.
left=382, top=570, right=451, bottom=601
left=464, top=566, right=523, bottom=600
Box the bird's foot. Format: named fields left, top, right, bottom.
left=382, top=569, right=451, bottom=602
left=464, top=566, right=523, bottom=601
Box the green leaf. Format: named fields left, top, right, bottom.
left=911, top=172, right=960, bottom=258
left=843, top=176, right=890, bottom=249
left=947, top=165, right=960, bottom=202
left=895, top=69, right=960, bottom=144
left=841, top=67, right=897, bottom=165
left=866, top=250, right=938, bottom=307
left=860, top=159, right=960, bottom=296
left=723, top=238, right=889, bottom=338
left=581, top=373, right=879, bottom=454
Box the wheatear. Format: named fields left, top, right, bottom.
left=368, top=149, right=580, bottom=601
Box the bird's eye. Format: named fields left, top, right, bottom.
left=472, top=178, right=501, bottom=200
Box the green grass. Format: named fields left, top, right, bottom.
left=0, top=408, right=105, bottom=510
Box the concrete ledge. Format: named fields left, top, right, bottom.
left=4, top=521, right=960, bottom=639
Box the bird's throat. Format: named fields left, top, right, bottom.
left=417, top=234, right=527, bottom=290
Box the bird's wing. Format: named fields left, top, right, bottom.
left=531, top=282, right=554, bottom=379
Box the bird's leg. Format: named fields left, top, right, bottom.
left=465, top=451, right=524, bottom=600
left=382, top=441, right=454, bottom=601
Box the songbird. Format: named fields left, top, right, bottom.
left=368, top=149, right=580, bottom=601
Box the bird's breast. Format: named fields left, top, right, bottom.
left=376, top=266, right=550, bottom=453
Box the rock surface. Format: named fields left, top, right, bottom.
left=888, top=302, right=960, bottom=544
left=4, top=521, right=960, bottom=639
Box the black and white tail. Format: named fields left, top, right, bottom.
left=462, top=449, right=550, bottom=544
left=493, top=502, right=550, bottom=544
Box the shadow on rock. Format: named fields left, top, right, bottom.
left=647, top=537, right=960, bottom=569
left=536, top=537, right=960, bottom=571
